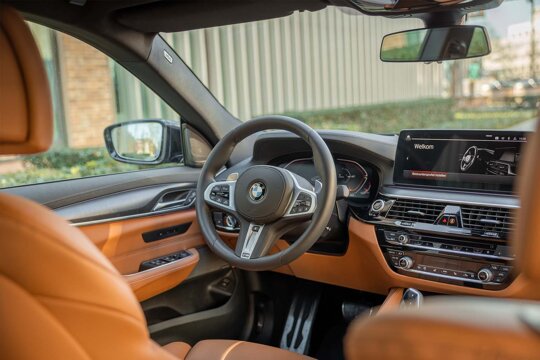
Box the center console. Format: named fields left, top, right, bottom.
left=360, top=130, right=528, bottom=290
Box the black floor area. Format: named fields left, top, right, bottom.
left=248, top=272, right=385, bottom=360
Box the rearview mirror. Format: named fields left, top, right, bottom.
left=104, top=119, right=182, bottom=165
left=380, top=25, right=490, bottom=63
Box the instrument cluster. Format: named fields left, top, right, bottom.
left=281, top=158, right=375, bottom=200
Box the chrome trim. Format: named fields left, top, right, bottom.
left=388, top=241, right=514, bottom=261
left=153, top=198, right=190, bottom=211
left=71, top=201, right=195, bottom=227
left=240, top=223, right=265, bottom=259
left=379, top=191, right=519, bottom=209
left=370, top=199, right=385, bottom=213
left=216, top=224, right=240, bottom=232
left=402, top=268, right=503, bottom=286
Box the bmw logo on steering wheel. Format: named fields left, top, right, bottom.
left=249, top=182, right=266, bottom=202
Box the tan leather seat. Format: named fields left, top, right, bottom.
left=0, top=5, right=311, bottom=360
left=344, top=132, right=540, bottom=358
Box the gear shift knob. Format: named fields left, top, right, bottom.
left=401, top=288, right=423, bottom=308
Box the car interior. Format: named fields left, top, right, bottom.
left=2, top=0, right=540, bottom=359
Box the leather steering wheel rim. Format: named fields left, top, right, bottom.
left=195, top=116, right=337, bottom=271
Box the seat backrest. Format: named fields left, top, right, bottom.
left=0, top=6, right=176, bottom=359
left=513, top=128, right=540, bottom=285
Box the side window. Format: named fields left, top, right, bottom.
left=0, top=23, right=181, bottom=189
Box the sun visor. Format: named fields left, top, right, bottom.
left=115, top=0, right=327, bottom=33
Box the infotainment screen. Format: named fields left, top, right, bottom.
left=393, top=130, right=530, bottom=193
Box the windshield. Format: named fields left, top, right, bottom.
left=163, top=1, right=539, bottom=133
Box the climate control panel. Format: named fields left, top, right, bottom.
left=377, top=226, right=514, bottom=290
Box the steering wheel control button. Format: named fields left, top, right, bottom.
left=290, top=192, right=314, bottom=215
left=204, top=181, right=236, bottom=210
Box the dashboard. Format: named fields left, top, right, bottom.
left=210, top=128, right=532, bottom=298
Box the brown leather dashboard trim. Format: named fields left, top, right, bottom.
left=272, top=218, right=540, bottom=300
left=376, top=288, right=404, bottom=315
left=124, top=248, right=199, bottom=302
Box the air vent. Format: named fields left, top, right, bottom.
left=386, top=199, right=445, bottom=224
left=385, top=198, right=516, bottom=236
left=461, top=205, right=515, bottom=236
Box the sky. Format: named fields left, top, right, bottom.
left=482, top=0, right=539, bottom=38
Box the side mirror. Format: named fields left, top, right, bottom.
left=380, top=25, right=491, bottom=63
left=104, top=119, right=182, bottom=165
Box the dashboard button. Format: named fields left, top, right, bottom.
left=371, top=199, right=385, bottom=212
left=477, top=268, right=493, bottom=282
left=398, top=256, right=414, bottom=269
left=448, top=216, right=458, bottom=226
left=397, top=234, right=409, bottom=244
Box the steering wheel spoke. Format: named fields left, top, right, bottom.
left=235, top=221, right=266, bottom=259
left=235, top=218, right=293, bottom=259
left=203, top=180, right=237, bottom=212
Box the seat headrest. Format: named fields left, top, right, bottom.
left=0, top=5, right=52, bottom=155
left=514, top=122, right=540, bottom=283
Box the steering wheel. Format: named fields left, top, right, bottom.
left=460, top=146, right=478, bottom=172
left=195, top=116, right=337, bottom=271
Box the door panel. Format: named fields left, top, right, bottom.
left=3, top=167, right=205, bottom=300
left=78, top=209, right=204, bottom=301
left=79, top=210, right=203, bottom=273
